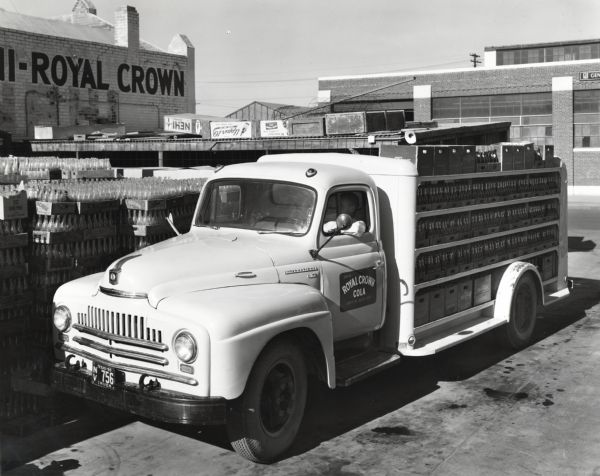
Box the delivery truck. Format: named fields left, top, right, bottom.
left=51, top=150, right=569, bottom=462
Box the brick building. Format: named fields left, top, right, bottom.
left=0, top=0, right=195, bottom=140
left=318, top=39, right=600, bottom=186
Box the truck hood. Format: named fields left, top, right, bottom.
left=98, top=232, right=279, bottom=308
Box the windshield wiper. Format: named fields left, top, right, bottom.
left=257, top=230, right=304, bottom=236
left=194, top=224, right=220, bottom=230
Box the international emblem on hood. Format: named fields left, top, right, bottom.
left=109, top=270, right=119, bottom=285
left=108, top=254, right=141, bottom=285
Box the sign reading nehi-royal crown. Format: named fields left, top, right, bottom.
left=0, top=48, right=185, bottom=96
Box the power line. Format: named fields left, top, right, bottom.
left=194, top=58, right=467, bottom=84
left=197, top=77, right=316, bottom=85
left=198, top=95, right=315, bottom=102
left=283, top=76, right=417, bottom=120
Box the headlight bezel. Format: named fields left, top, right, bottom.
left=53, top=305, right=72, bottom=332
left=173, top=330, right=198, bottom=363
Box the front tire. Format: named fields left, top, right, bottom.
left=503, top=273, right=538, bottom=349
left=226, top=338, right=307, bottom=463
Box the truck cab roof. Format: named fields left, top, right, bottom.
left=258, top=152, right=418, bottom=177
left=210, top=152, right=418, bottom=190
left=212, top=157, right=377, bottom=191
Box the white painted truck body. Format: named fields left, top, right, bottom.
left=51, top=152, right=569, bottom=462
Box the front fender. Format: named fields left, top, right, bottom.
left=494, top=262, right=543, bottom=323
left=158, top=284, right=334, bottom=400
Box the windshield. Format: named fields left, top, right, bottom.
left=195, top=179, right=316, bottom=234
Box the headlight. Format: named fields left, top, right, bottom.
left=53, top=305, right=72, bottom=332
left=173, top=331, right=197, bottom=363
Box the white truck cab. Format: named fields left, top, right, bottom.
left=51, top=152, right=569, bottom=462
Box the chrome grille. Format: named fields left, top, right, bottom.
left=78, top=306, right=163, bottom=344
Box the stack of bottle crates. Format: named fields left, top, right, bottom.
left=0, top=168, right=206, bottom=432
left=1, top=156, right=112, bottom=181
left=413, top=143, right=563, bottom=329
left=120, top=178, right=200, bottom=252
left=0, top=188, right=48, bottom=426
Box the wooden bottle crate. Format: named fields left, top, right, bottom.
left=0, top=291, right=33, bottom=309
left=32, top=230, right=83, bottom=244
left=0, top=191, right=28, bottom=220
left=35, top=201, right=77, bottom=216
left=120, top=222, right=174, bottom=237
left=0, top=264, right=29, bottom=279
left=0, top=233, right=28, bottom=249
left=124, top=198, right=167, bottom=211
left=76, top=200, right=120, bottom=214
left=82, top=225, right=118, bottom=241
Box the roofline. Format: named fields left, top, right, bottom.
left=0, top=7, right=174, bottom=55
left=318, top=58, right=600, bottom=83
left=484, top=38, right=600, bottom=52
left=0, top=25, right=188, bottom=58
left=226, top=100, right=308, bottom=116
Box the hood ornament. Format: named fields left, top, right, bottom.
left=108, top=254, right=141, bottom=285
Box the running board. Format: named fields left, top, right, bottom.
left=405, top=314, right=507, bottom=357
left=335, top=349, right=401, bottom=387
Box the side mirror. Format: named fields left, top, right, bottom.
left=336, top=213, right=353, bottom=231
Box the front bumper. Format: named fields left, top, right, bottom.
left=52, top=363, right=227, bottom=425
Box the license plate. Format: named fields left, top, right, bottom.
left=92, top=362, right=116, bottom=390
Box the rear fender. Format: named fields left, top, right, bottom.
left=494, top=262, right=543, bottom=323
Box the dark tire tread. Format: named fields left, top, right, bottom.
left=503, top=273, right=538, bottom=350
left=227, top=337, right=307, bottom=463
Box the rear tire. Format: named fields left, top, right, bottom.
left=226, top=338, right=307, bottom=463
left=503, top=273, right=538, bottom=349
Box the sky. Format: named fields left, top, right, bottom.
left=1, top=0, right=599, bottom=117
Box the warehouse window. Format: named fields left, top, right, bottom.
left=491, top=95, right=521, bottom=116
left=574, top=90, right=600, bottom=148
left=497, top=42, right=600, bottom=65
left=522, top=93, right=553, bottom=115
left=432, top=93, right=553, bottom=146
left=431, top=97, right=460, bottom=119
left=331, top=102, right=414, bottom=123
left=461, top=96, right=491, bottom=117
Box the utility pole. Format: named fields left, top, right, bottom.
left=470, top=53, right=482, bottom=68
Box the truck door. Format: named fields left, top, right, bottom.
left=318, top=187, right=385, bottom=341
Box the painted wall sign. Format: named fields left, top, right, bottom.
left=579, top=71, right=600, bottom=81
left=260, top=120, right=289, bottom=137
left=0, top=48, right=184, bottom=96
left=210, top=121, right=252, bottom=139
left=339, top=267, right=377, bottom=312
